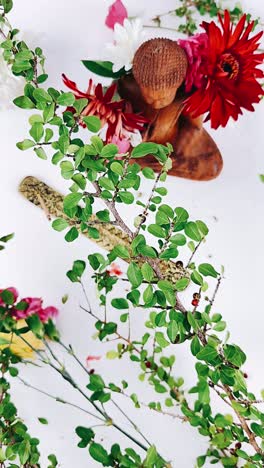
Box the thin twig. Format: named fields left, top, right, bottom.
left=134, top=169, right=164, bottom=238
left=18, top=377, right=104, bottom=422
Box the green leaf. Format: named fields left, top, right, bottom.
left=119, top=191, right=134, bottom=204
left=26, top=314, right=44, bottom=338
left=101, top=144, right=119, bottom=158
left=89, top=443, right=110, bottom=466
left=143, top=284, right=154, bottom=304
left=13, top=95, right=35, bottom=109
left=0, top=233, right=14, bottom=243
left=191, top=336, right=201, bottom=356
left=251, top=423, right=264, bottom=438
left=196, top=220, right=209, bottom=236
left=37, top=73, right=48, bottom=84
left=148, top=224, right=166, bottom=238
left=72, top=173, right=86, bottom=190
left=63, top=192, right=82, bottom=210
left=159, top=247, right=178, bottom=259
left=18, top=440, right=30, bottom=465
left=155, top=311, right=167, bottom=327
left=30, top=122, right=44, bottom=142
left=131, top=142, right=159, bottom=158
left=52, top=218, right=69, bottom=232
left=197, top=345, right=218, bottom=364
left=170, top=233, right=186, bottom=246
left=213, top=321, right=226, bottom=332
left=187, top=311, right=199, bottom=332
left=175, top=277, right=189, bottom=291
left=224, top=345, right=246, bottom=367
left=16, top=139, right=35, bottom=150
left=111, top=298, right=129, bottom=310
left=155, top=332, right=170, bottom=348
left=142, top=167, right=155, bottom=179
left=2, top=0, right=13, bottom=13
left=184, top=222, right=201, bottom=242
left=82, top=60, right=125, bottom=78
left=72, top=260, right=86, bottom=276
left=191, top=270, right=204, bottom=286
left=167, top=321, right=178, bottom=343
left=57, top=92, right=75, bottom=106
left=141, top=263, right=154, bottom=282
left=45, top=128, right=54, bottom=143
left=110, top=161, right=123, bottom=175
left=75, top=427, right=94, bottom=448
left=74, top=98, right=88, bottom=114
left=175, top=207, right=189, bottom=224
left=33, top=88, right=53, bottom=103
left=34, top=147, right=47, bottom=160
left=65, top=227, right=79, bottom=242
left=60, top=161, right=75, bottom=179
left=113, top=245, right=130, bottom=259
left=38, top=417, right=48, bottom=424
left=0, top=289, right=16, bottom=305
left=137, top=244, right=157, bottom=258
left=198, top=263, right=219, bottom=278
left=82, top=116, right=101, bottom=133
left=99, top=177, right=115, bottom=191
left=127, top=262, right=143, bottom=288
left=143, top=446, right=158, bottom=467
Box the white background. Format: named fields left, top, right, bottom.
left=0, top=0, right=264, bottom=466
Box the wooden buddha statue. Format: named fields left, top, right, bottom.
left=118, top=38, right=223, bottom=181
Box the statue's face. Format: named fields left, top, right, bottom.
left=140, top=85, right=177, bottom=109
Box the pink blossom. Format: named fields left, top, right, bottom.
left=86, top=355, right=101, bottom=368
left=13, top=297, right=58, bottom=323
left=107, top=263, right=123, bottom=277
left=38, top=306, right=59, bottom=323
left=0, top=287, right=19, bottom=305
left=105, top=0, right=128, bottom=30
left=178, top=33, right=209, bottom=93
left=111, top=135, right=130, bottom=154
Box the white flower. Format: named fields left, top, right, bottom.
left=0, top=54, right=24, bottom=110
left=105, top=18, right=146, bottom=73
left=0, top=30, right=46, bottom=111
left=129, top=130, right=142, bottom=147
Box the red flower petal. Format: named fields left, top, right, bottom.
left=183, top=10, right=264, bottom=128
left=105, top=0, right=128, bottom=30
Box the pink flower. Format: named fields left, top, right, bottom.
left=105, top=0, right=128, bottom=30
left=0, top=287, right=19, bottom=305
left=38, top=306, right=59, bottom=323
left=111, top=135, right=130, bottom=154
left=13, top=297, right=59, bottom=323
left=178, top=33, right=209, bottom=93
left=107, top=263, right=123, bottom=276
left=86, top=355, right=101, bottom=368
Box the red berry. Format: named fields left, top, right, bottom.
left=145, top=361, right=152, bottom=369
left=192, top=299, right=199, bottom=307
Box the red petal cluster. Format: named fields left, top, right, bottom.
left=62, top=74, right=147, bottom=143
left=105, top=0, right=128, bottom=30
left=184, top=11, right=264, bottom=129
left=0, top=288, right=58, bottom=323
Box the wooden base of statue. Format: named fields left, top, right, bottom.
left=118, top=74, right=223, bottom=182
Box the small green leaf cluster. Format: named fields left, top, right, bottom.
left=0, top=232, right=14, bottom=251
left=76, top=424, right=163, bottom=468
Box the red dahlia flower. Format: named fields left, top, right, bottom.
left=183, top=11, right=264, bottom=129
left=62, top=74, right=147, bottom=148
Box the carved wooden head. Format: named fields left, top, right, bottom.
left=133, top=38, right=188, bottom=109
